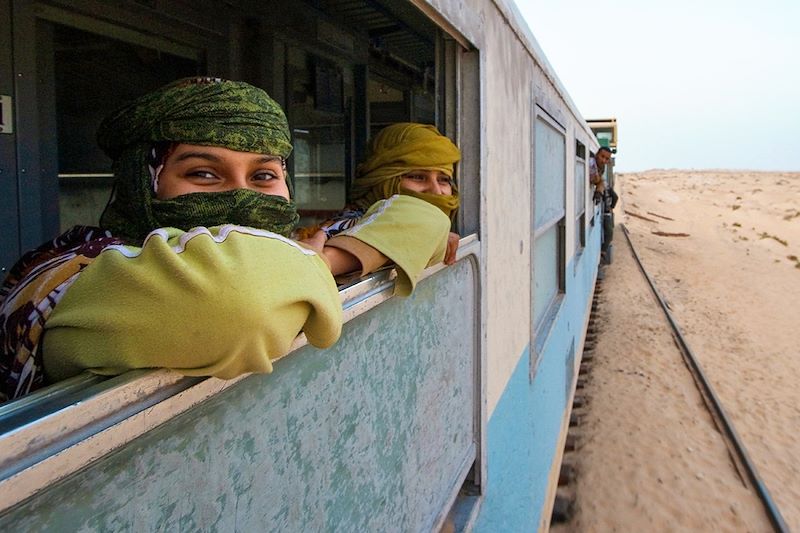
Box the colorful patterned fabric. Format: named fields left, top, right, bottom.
left=97, top=77, right=292, bottom=160
left=0, top=227, right=123, bottom=401
left=98, top=77, right=298, bottom=243
left=319, top=207, right=366, bottom=238
left=349, top=123, right=461, bottom=216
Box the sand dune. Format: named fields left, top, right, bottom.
left=562, top=170, right=800, bottom=531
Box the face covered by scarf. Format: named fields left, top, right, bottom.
left=98, top=77, right=299, bottom=243
left=349, top=123, right=461, bottom=218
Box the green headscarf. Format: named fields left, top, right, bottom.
left=98, top=77, right=298, bottom=243
left=350, top=123, right=461, bottom=217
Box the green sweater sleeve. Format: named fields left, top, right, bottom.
left=42, top=225, right=342, bottom=382
left=325, top=195, right=450, bottom=296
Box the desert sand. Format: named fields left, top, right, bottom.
left=559, top=170, right=800, bottom=531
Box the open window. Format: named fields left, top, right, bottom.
left=0, top=1, right=482, bottom=530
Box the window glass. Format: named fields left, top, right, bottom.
left=574, top=159, right=586, bottom=251
left=575, top=213, right=585, bottom=252
left=533, top=224, right=559, bottom=328
left=53, top=24, right=199, bottom=231
left=369, top=78, right=406, bottom=135
left=287, top=50, right=348, bottom=227
left=596, top=131, right=613, bottom=146
left=533, top=112, right=566, bottom=333
left=534, top=117, right=566, bottom=229
left=574, top=160, right=586, bottom=217
left=292, top=126, right=347, bottom=226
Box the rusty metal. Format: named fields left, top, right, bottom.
left=621, top=224, right=789, bottom=533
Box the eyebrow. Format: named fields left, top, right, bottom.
left=174, top=152, right=282, bottom=164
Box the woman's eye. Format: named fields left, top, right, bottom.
left=252, top=172, right=278, bottom=183
left=405, top=174, right=425, bottom=181
left=438, top=177, right=452, bottom=185
left=188, top=170, right=218, bottom=180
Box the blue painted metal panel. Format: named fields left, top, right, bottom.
left=0, top=260, right=478, bottom=532
left=475, top=214, right=601, bottom=531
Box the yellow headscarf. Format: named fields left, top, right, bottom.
left=350, top=123, right=461, bottom=217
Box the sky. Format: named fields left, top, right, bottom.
left=511, top=0, right=800, bottom=172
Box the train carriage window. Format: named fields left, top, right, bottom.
left=298, top=0, right=472, bottom=235
left=286, top=50, right=348, bottom=227
left=369, top=77, right=414, bottom=135
left=50, top=24, right=200, bottom=232
left=532, top=111, right=566, bottom=338
left=575, top=140, right=587, bottom=251
left=0, top=2, right=483, bottom=529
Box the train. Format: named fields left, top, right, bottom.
left=0, top=0, right=608, bottom=530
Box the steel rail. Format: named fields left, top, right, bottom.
left=620, top=224, right=789, bottom=533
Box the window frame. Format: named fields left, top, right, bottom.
left=0, top=4, right=484, bottom=524
left=7, top=1, right=220, bottom=257
left=0, top=3, right=486, bottom=520
left=574, top=139, right=587, bottom=254
left=531, top=105, right=567, bottom=367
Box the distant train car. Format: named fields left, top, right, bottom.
left=588, top=117, right=618, bottom=187
left=0, top=0, right=603, bottom=530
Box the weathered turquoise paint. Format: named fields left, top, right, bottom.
left=0, top=260, right=478, bottom=532
left=475, top=214, right=601, bottom=532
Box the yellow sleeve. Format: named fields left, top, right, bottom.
left=325, top=195, right=450, bottom=296
left=42, top=225, right=342, bottom=382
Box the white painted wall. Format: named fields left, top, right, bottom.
left=421, top=0, right=599, bottom=417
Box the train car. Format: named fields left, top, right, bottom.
left=0, top=0, right=603, bottom=530
left=588, top=117, right=618, bottom=186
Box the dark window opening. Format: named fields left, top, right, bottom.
left=52, top=24, right=199, bottom=231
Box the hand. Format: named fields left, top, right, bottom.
left=444, top=232, right=460, bottom=265
left=300, top=230, right=364, bottom=276
left=297, top=229, right=334, bottom=271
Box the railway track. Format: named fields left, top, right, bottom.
left=620, top=224, right=788, bottom=532
left=552, top=225, right=789, bottom=532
